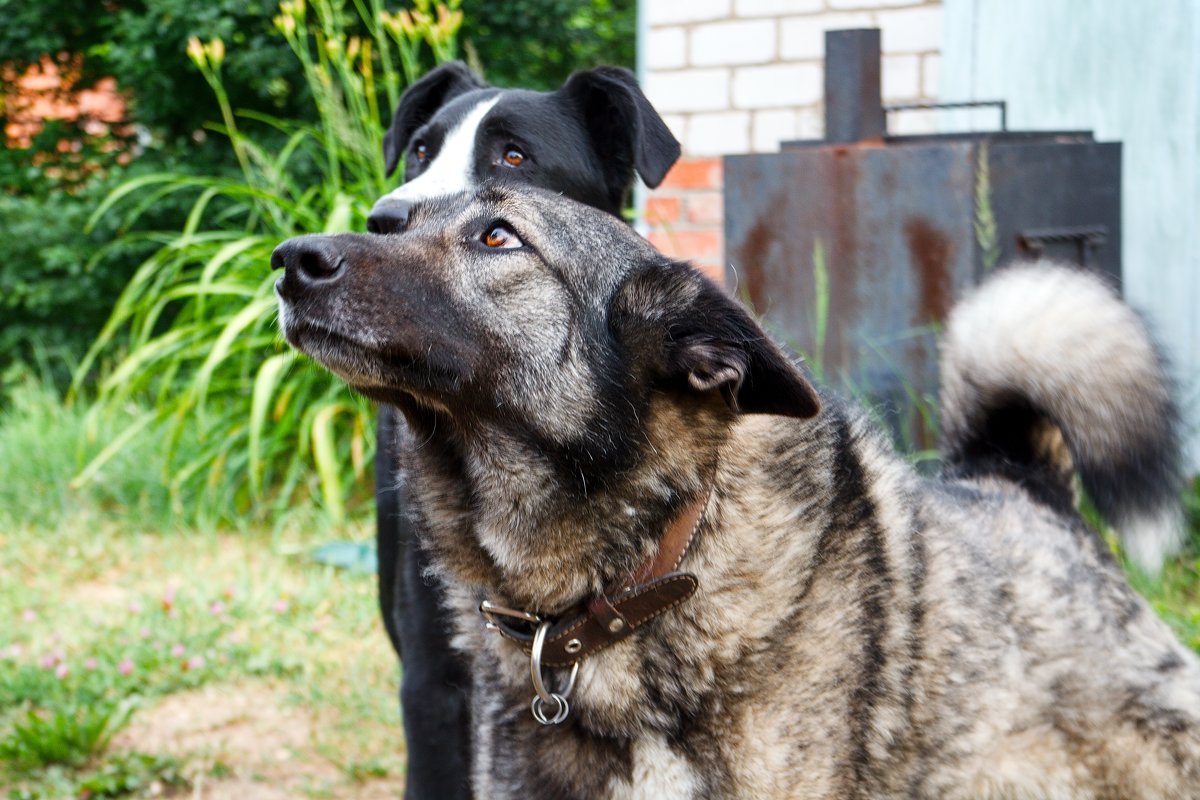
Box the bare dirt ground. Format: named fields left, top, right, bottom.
left=113, top=682, right=404, bottom=799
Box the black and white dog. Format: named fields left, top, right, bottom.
left=366, top=61, right=680, bottom=800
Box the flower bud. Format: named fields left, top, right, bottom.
left=208, top=38, right=226, bottom=67
left=187, top=37, right=206, bottom=67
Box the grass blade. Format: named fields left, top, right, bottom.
left=311, top=403, right=348, bottom=523
left=250, top=353, right=294, bottom=496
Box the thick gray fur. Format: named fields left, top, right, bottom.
left=274, top=186, right=1200, bottom=799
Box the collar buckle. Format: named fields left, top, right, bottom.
left=479, top=599, right=541, bottom=631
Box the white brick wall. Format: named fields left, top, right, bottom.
left=878, top=5, right=943, bottom=53
left=735, top=0, right=824, bottom=17
left=751, top=108, right=798, bottom=150
left=796, top=105, right=824, bottom=138
left=648, top=0, right=733, bottom=25
left=691, top=19, right=778, bottom=65
left=646, top=27, right=687, bottom=70
left=645, top=69, right=731, bottom=113
left=643, top=0, right=944, bottom=156
left=882, top=53, right=921, bottom=101
left=733, top=63, right=824, bottom=108
left=688, top=111, right=752, bottom=155
left=921, top=52, right=941, bottom=97
left=659, top=112, right=688, bottom=145
left=829, top=0, right=924, bottom=9
left=779, top=12, right=873, bottom=60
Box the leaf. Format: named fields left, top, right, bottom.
left=190, top=296, right=279, bottom=410
left=323, top=191, right=355, bottom=233
left=99, top=326, right=200, bottom=395
left=249, top=354, right=293, bottom=496
left=83, top=173, right=188, bottom=232
left=310, top=540, right=377, bottom=573
left=311, top=402, right=348, bottom=522
left=70, top=412, right=156, bottom=490
left=67, top=0, right=452, bottom=525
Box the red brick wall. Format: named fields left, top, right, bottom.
left=645, top=157, right=726, bottom=284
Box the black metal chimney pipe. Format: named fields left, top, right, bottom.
left=824, top=28, right=884, bottom=143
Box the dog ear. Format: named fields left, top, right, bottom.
left=560, top=67, right=681, bottom=196
left=383, top=61, right=487, bottom=177
left=613, top=263, right=821, bottom=419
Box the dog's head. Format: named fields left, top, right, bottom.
left=367, top=61, right=680, bottom=233
left=275, top=186, right=818, bottom=456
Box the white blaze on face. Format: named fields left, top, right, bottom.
left=378, top=95, right=500, bottom=205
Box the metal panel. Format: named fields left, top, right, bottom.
left=725, top=141, right=976, bottom=449
left=988, top=140, right=1122, bottom=284
left=724, top=29, right=1124, bottom=452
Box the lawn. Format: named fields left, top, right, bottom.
left=0, top=516, right=403, bottom=799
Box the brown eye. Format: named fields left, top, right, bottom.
left=503, top=148, right=524, bottom=167
left=482, top=224, right=521, bottom=249
left=414, top=141, right=428, bottom=162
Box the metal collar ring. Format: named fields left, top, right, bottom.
left=530, top=619, right=579, bottom=725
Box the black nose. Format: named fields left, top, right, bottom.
left=271, top=236, right=346, bottom=285
left=367, top=199, right=412, bottom=234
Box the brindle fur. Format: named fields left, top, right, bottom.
left=273, top=186, right=1200, bottom=799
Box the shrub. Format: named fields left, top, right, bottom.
left=460, top=0, right=634, bottom=90
left=0, top=127, right=197, bottom=387
left=0, top=0, right=315, bottom=147
left=74, top=0, right=462, bottom=524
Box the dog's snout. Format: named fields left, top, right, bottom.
left=367, top=200, right=413, bottom=235
left=271, top=236, right=347, bottom=286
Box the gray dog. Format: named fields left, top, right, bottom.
left=272, top=185, right=1200, bottom=799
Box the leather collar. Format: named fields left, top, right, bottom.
left=480, top=489, right=710, bottom=668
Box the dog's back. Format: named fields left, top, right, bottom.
left=907, top=477, right=1200, bottom=798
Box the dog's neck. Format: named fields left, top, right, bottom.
left=399, top=395, right=730, bottom=613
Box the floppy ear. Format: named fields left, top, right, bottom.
left=383, top=61, right=487, bottom=177
left=612, top=262, right=821, bottom=419
left=560, top=66, right=682, bottom=201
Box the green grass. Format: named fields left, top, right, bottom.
left=70, top=753, right=190, bottom=800
left=0, top=374, right=400, bottom=797
left=0, top=516, right=402, bottom=798
left=0, top=359, right=365, bottom=534
left=1137, top=558, right=1200, bottom=653
left=0, top=363, right=181, bottom=532
left=1127, top=477, right=1200, bottom=651
left=0, top=702, right=133, bottom=773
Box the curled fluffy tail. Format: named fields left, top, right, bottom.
left=940, top=262, right=1184, bottom=571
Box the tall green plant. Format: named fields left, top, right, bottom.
left=73, top=0, right=461, bottom=524
left=808, top=239, right=829, bottom=384
left=974, top=142, right=1001, bottom=273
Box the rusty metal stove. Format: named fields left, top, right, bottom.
left=724, top=28, right=1122, bottom=451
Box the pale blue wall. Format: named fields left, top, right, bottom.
left=941, top=0, right=1200, bottom=470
